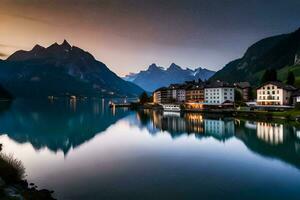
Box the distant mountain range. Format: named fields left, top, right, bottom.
left=0, top=40, right=144, bottom=98
left=123, top=63, right=215, bottom=92
left=210, top=27, right=300, bottom=86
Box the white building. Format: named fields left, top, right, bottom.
left=256, top=81, right=296, bottom=106
left=204, top=81, right=235, bottom=105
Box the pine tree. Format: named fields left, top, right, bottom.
left=286, top=71, right=295, bottom=85
left=139, top=92, right=148, bottom=104
left=261, top=69, right=277, bottom=84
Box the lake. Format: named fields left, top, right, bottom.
left=0, top=99, right=300, bottom=200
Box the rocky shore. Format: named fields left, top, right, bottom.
left=0, top=178, right=55, bottom=200
left=0, top=144, right=56, bottom=200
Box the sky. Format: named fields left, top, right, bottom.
left=0, top=0, right=300, bottom=76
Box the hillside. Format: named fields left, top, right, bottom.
left=210, top=28, right=300, bottom=85
left=0, top=40, right=144, bottom=98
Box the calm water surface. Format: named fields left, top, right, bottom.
left=0, top=100, right=300, bottom=200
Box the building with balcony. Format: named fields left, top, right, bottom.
left=186, top=84, right=204, bottom=103
left=256, top=81, right=296, bottom=106
left=153, top=87, right=172, bottom=104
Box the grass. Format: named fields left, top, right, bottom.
left=0, top=152, right=25, bottom=184
left=278, top=64, right=300, bottom=87
left=252, top=64, right=300, bottom=87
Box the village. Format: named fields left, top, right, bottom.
left=151, top=79, right=300, bottom=113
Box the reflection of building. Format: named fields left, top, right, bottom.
left=141, top=110, right=236, bottom=140
left=256, top=122, right=286, bottom=145
left=204, top=81, right=235, bottom=105
left=244, top=121, right=257, bottom=130
left=149, top=111, right=205, bottom=135
left=256, top=81, right=296, bottom=106
left=204, top=119, right=235, bottom=140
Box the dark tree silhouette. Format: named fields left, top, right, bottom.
left=261, top=69, right=277, bottom=84
left=139, top=92, right=149, bottom=104
left=286, top=71, right=295, bottom=85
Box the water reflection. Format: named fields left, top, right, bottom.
left=133, top=109, right=300, bottom=169
left=1, top=101, right=300, bottom=199
left=0, top=99, right=131, bottom=154
left=235, top=120, right=300, bottom=169
left=0, top=100, right=300, bottom=170
left=134, top=110, right=235, bottom=141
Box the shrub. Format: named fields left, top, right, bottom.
left=295, top=103, right=300, bottom=110
left=0, top=153, right=25, bottom=183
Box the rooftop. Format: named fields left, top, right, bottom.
left=257, top=81, right=297, bottom=91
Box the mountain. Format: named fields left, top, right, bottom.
left=210, top=27, right=300, bottom=86
left=0, top=40, right=144, bottom=98
left=123, top=63, right=215, bottom=92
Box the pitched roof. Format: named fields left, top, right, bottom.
left=257, top=81, right=297, bottom=91
left=185, top=84, right=204, bottom=90
left=205, top=81, right=234, bottom=88
left=234, top=82, right=251, bottom=89
left=154, top=87, right=168, bottom=92
left=292, top=89, right=300, bottom=97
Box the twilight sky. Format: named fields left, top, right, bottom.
left=0, top=0, right=300, bottom=76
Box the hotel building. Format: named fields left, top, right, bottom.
left=256, top=81, right=296, bottom=106
left=204, top=81, right=235, bottom=105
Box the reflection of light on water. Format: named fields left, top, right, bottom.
left=185, top=113, right=203, bottom=122
left=163, top=111, right=180, bottom=117
left=245, top=121, right=257, bottom=130
left=257, top=122, right=283, bottom=145
left=70, top=99, right=77, bottom=112
left=102, top=98, right=105, bottom=116
left=93, top=102, right=100, bottom=115
left=204, top=119, right=234, bottom=138
left=112, top=105, right=116, bottom=116
left=296, top=131, right=300, bottom=139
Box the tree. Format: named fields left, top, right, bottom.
left=139, top=92, right=149, bottom=104
left=261, top=69, right=277, bottom=84
left=234, top=89, right=243, bottom=102
left=286, top=71, right=295, bottom=85
left=269, top=69, right=277, bottom=81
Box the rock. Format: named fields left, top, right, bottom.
left=4, top=186, right=24, bottom=200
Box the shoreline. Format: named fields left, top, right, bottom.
left=0, top=144, right=56, bottom=200
left=128, top=103, right=300, bottom=123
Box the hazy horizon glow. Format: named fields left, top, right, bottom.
left=0, top=0, right=300, bottom=76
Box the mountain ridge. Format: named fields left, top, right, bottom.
left=210, top=27, right=300, bottom=85
left=124, top=63, right=215, bottom=92
left=0, top=40, right=144, bottom=98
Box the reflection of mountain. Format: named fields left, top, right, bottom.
left=236, top=121, right=300, bottom=169
left=133, top=110, right=235, bottom=141
left=0, top=100, right=131, bottom=154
